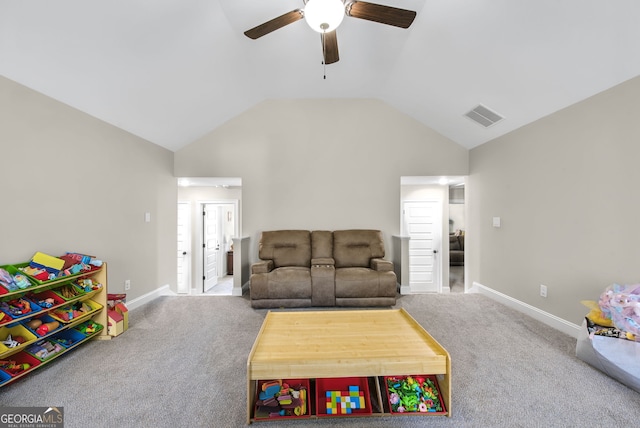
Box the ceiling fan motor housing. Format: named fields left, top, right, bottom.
left=304, top=0, right=345, bottom=33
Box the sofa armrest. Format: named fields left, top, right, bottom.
left=371, top=258, right=393, bottom=272
left=312, top=257, right=335, bottom=266
left=251, top=260, right=274, bottom=274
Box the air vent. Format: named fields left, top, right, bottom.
left=465, top=104, right=504, bottom=128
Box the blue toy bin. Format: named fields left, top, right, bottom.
left=0, top=298, right=42, bottom=320
left=50, top=329, right=87, bottom=348
left=0, top=369, right=10, bottom=385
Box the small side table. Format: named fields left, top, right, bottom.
left=227, top=251, right=233, bottom=275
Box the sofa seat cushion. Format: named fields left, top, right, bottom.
left=335, top=268, right=396, bottom=299
left=250, top=267, right=312, bottom=300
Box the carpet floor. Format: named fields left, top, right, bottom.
left=1, top=292, right=638, bottom=427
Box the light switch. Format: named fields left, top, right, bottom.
left=145, top=212, right=151, bottom=223
left=492, top=217, right=501, bottom=228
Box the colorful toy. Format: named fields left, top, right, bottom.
left=26, top=319, right=43, bottom=329
left=386, top=375, right=444, bottom=413
left=0, top=298, right=32, bottom=316
left=325, top=386, right=365, bottom=414
left=13, top=274, right=31, bottom=289
left=598, top=283, right=640, bottom=339
left=26, top=340, right=64, bottom=360
left=0, top=360, right=31, bottom=375
left=581, top=300, right=614, bottom=327
left=1, top=269, right=20, bottom=291
left=2, top=334, right=26, bottom=348
left=255, top=380, right=307, bottom=418
left=36, top=321, right=60, bottom=336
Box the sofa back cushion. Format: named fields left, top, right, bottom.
left=333, top=230, right=385, bottom=268
left=259, top=230, right=311, bottom=268
left=450, top=234, right=461, bottom=250
left=311, top=230, right=333, bottom=259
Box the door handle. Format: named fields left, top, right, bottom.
left=182, top=251, right=187, bottom=255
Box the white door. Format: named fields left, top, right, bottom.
left=203, top=204, right=220, bottom=292
left=177, top=202, right=190, bottom=294
left=403, top=200, right=442, bottom=293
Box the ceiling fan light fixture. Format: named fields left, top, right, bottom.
left=304, top=0, right=345, bottom=33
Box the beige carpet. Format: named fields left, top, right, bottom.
left=1, top=292, right=638, bottom=427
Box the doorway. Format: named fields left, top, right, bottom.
left=202, top=202, right=236, bottom=293
left=177, top=177, right=241, bottom=296
left=400, top=176, right=466, bottom=294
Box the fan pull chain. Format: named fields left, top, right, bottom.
left=321, top=24, right=328, bottom=80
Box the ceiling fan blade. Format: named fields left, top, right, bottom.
left=322, top=30, right=339, bottom=64
left=244, top=9, right=304, bottom=39
left=347, top=1, right=416, bottom=29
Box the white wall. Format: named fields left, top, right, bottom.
left=469, top=75, right=640, bottom=325
left=174, top=99, right=469, bottom=261
left=0, top=76, right=176, bottom=299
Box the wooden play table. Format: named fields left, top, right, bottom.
left=246, top=308, right=451, bottom=423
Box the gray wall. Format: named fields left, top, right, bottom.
left=174, top=98, right=469, bottom=258
left=0, top=76, right=177, bottom=299
left=468, top=75, right=640, bottom=325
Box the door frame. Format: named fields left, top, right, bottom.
left=400, top=176, right=467, bottom=294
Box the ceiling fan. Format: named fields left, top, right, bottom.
left=244, top=0, right=417, bottom=65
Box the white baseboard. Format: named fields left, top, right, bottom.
left=125, top=284, right=172, bottom=310
left=469, top=281, right=581, bottom=338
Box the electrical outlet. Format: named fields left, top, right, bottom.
left=540, top=284, right=547, bottom=298
left=125, top=279, right=131, bottom=291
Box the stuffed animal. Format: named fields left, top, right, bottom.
left=598, top=283, right=640, bottom=337
left=581, top=300, right=614, bottom=327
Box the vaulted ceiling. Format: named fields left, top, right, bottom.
left=2, top=1, right=639, bottom=152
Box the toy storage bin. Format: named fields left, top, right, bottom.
left=74, top=320, right=104, bottom=336
left=0, top=351, right=41, bottom=377
left=0, top=369, right=10, bottom=384
left=0, top=264, right=35, bottom=292
left=28, top=289, right=66, bottom=310
left=315, top=377, right=372, bottom=417
left=22, top=314, right=63, bottom=337
left=50, top=329, right=87, bottom=348
left=254, top=378, right=311, bottom=421
left=0, top=323, right=38, bottom=352
left=384, top=375, right=447, bottom=415
left=53, top=282, right=87, bottom=301
left=0, top=297, right=42, bottom=319
left=12, top=262, right=49, bottom=285
left=25, top=339, right=65, bottom=361
left=49, top=299, right=102, bottom=324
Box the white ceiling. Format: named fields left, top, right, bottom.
left=2, top=1, right=639, bottom=152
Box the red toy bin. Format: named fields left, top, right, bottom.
left=254, top=378, right=311, bottom=421
left=315, top=377, right=372, bottom=417
left=27, top=289, right=65, bottom=310
left=384, top=375, right=447, bottom=415
left=0, top=351, right=41, bottom=377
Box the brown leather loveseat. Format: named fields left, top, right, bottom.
left=250, top=229, right=397, bottom=308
